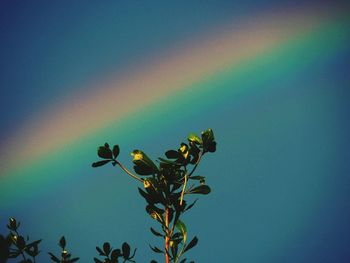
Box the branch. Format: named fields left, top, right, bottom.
left=179, top=151, right=204, bottom=205
left=116, top=161, right=143, bottom=183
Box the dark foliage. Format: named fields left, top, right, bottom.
left=1, top=128, right=216, bottom=263
left=92, top=128, right=216, bottom=262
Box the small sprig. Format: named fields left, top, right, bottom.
left=48, top=236, right=79, bottom=263
left=94, top=241, right=136, bottom=263
left=92, top=143, right=143, bottom=183
left=5, top=217, right=41, bottom=263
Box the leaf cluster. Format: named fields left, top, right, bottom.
left=48, top=236, right=79, bottom=263
left=1, top=217, right=41, bottom=263
left=94, top=242, right=136, bottom=263
left=0, top=218, right=135, bottom=263
left=92, top=128, right=217, bottom=262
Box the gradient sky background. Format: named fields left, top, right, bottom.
left=1, top=1, right=350, bottom=262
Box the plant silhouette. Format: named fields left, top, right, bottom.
left=0, top=128, right=216, bottom=263
left=92, top=128, right=216, bottom=263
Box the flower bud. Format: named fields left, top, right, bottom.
left=143, top=179, right=151, bottom=189
left=62, top=250, right=68, bottom=257
left=9, top=218, right=17, bottom=230
left=131, top=151, right=143, bottom=161
left=150, top=212, right=158, bottom=220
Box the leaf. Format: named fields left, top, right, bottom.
left=138, top=187, right=149, bottom=200
left=70, top=257, right=80, bottom=262
left=17, top=236, right=26, bottom=250
left=48, top=252, right=60, bottom=262
left=59, top=236, right=66, bottom=249
left=8, top=218, right=17, bottom=230
left=185, top=199, right=198, bottom=211
left=94, top=258, right=103, bottom=263
left=188, top=185, right=211, bottom=195
left=26, top=239, right=42, bottom=248
left=189, top=176, right=205, bottom=181
left=158, top=158, right=181, bottom=166
left=165, top=150, right=179, bottom=159
left=103, top=242, right=111, bottom=255
left=96, top=246, right=104, bottom=256
left=129, top=248, right=137, bottom=260
left=175, top=220, right=187, bottom=244
left=111, top=249, right=122, bottom=261
left=122, top=242, right=130, bottom=258
left=97, top=145, right=113, bottom=159
left=184, top=236, right=198, bottom=253
left=188, top=133, right=202, bottom=145
left=150, top=260, right=158, bottom=263
left=201, top=128, right=216, bottom=153
left=112, top=145, right=120, bottom=159
left=149, top=244, right=163, bottom=254
left=207, top=141, right=217, bottom=153
left=133, top=164, right=154, bottom=176
left=92, top=160, right=111, bottom=167
left=150, top=227, right=164, bottom=237
left=131, top=150, right=159, bottom=173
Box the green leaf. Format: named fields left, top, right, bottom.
left=8, top=218, right=17, bottom=230
left=175, top=220, right=187, bottom=244
left=122, top=242, right=130, bottom=258
left=201, top=128, right=216, bottom=153
left=96, top=246, right=105, bottom=256
left=189, top=176, right=205, bottom=181
left=150, top=227, right=164, bottom=237
left=48, top=252, right=60, bottom=262
left=92, top=160, right=111, bottom=168
left=185, top=199, right=198, bottom=211
left=98, top=145, right=113, bottom=159
left=59, top=236, right=66, bottom=249
left=165, top=150, right=179, bottom=159
left=158, top=158, right=181, bottom=166
left=188, top=133, right=202, bottom=145
left=103, top=242, right=111, bottom=255
left=111, top=249, right=121, bottom=261
left=133, top=164, right=154, bottom=176
left=207, top=141, right=217, bottom=153
left=131, top=150, right=158, bottom=173
left=16, top=236, right=26, bottom=250
left=184, top=236, right=198, bottom=253
left=112, top=145, right=120, bottom=159
left=188, top=185, right=211, bottom=195
left=149, top=245, right=163, bottom=254
left=25, top=239, right=42, bottom=248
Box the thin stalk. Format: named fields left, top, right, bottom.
left=188, top=151, right=203, bottom=177
left=116, top=161, right=143, bottom=183
left=179, top=174, right=188, bottom=206
left=165, top=207, right=170, bottom=263
left=179, top=151, right=203, bottom=205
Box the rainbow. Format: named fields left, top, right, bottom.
left=1, top=7, right=349, bottom=207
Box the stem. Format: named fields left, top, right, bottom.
left=165, top=207, right=170, bottom=263
left=188, top=151, right=203, bottom=177
left=179, top=151, right=204, bottom=205
left=116, top=161, right=143, bottom=183
left=179, top=174, right=188, bottom=206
